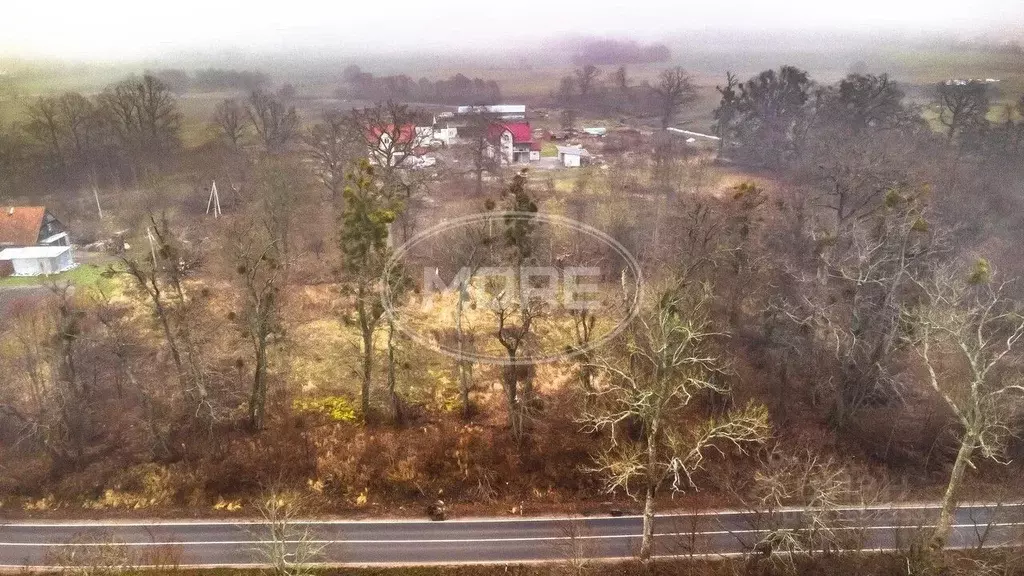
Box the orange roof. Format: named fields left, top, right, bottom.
left=366, top=124, right=418, bottom=145
left=0, top=206, right=45, bottom=247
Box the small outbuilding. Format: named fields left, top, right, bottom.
left=0, top=245, right=76, bottom=276
left=556, top=145, right=591, bottom=168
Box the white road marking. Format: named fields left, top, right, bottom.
left=0, top=522, right=1019, bottom=546
left=2, top=502, right=1021, bottom=528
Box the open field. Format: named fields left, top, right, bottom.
left=4, top=45, right=1023, bottom=136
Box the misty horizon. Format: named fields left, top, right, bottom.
left=2, top=0, right=1023, bottom=62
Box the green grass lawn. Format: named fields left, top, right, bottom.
left=0, top=262, right=116, bottom=293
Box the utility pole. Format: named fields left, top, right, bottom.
left=146, top=226, right=158, bottom=268
left=93, top=185, right=104, bottom=220
left=90, top=168, right=103, bottom=219
left=206, top=181, right=222, bottom=217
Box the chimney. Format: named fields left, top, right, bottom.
left=6, top=207, right=13, bottom=216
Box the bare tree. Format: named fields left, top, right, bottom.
left=935, top=80, right=990, bottom=143
left=583, top=283, right=770, bottom=561
left=252, top=491, right=326, bottom=576
left=907, top=261, right=1024, bottom=550
left=739, top=448, right=875, bottom=573
left=436, top=220, right=495, bottom=419
left=351, top=100, right=425, bottom=173
left=654, top=67, right=697, bottom=129
left=23, top=95, right=68, bottom=177
left=99, top=74, right=181, bottom=173
left=611, top=66, right=631, bottom=106
left=490, top=172, right=542, bottom=442
left=304, top=110, right=360, bottom=202
left=460, top=111, right=501, bottom=195
left=213, top=98, right=248, bottom=147
left=574, top=64, right=601, bottom=102
left=0, top=288, right=90, bottom=471
left=233, top=221, right=284, bottom=432
left=93, top=291, right=170, bottom=457
left=492, top=289, right=541, bottom=443
left=247, top=89, right=299, bottom=153
left=796, top=188, right=938, bottom=428
left=119, top=214, right=210, bottom=419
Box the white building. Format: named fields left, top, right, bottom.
left=453, top=104, right=526, bottom=120
left=416, top=122, right=458, bottom=147
left=0, top=206, right=75, bottom=277
left=556, top=145, right=591, bottom=168
left=0, top=245, right=76, bottom=276
left=487, top=122, right=536, bottom=164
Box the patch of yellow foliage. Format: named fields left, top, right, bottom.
left=293, top=396, right=358, bottom=422
left=213, top=497, right=243, bottom=511
left=354, top=488, right=369, bottom=507
left=23, top=495, right=57, bottom=511
left=83, top=464, right=175, bottom=510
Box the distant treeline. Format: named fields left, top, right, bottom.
left=149, top=68, right=269, bottom=94
left=946, top=40, right=1023, bottom=54
left=337, top=65, right=501, bottom=105
left=571, top=39, right=671, bottom=66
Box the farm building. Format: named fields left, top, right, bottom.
left=556, top=145, right=591, bottom=167
left=0, top=206, right=75, bottom=277
left=0, top=206, right=70, bottom=248
left=453, top=104, right=526, bottom=120
left=0, top=245, right=76, bottom=276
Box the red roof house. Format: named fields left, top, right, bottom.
left=0, top=206, right=68, bottom=248
left=487, top=122, right=535, bottom=163
left=0, top=206, right=74, bottom=277
left=366, top=124, right=418, bottom=145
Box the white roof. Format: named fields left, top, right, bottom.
left=666, top=127, right=721, bottom=141
left=556, top=145, right=590, bottom=157
left=455, top=104, right=526, bottom=114
left=0, top=245, right=71, bottom=260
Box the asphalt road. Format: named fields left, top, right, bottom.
left=1, top=504, right=1022, bottom=568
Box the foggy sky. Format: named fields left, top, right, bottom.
left=2, top=0, right=1022, bottom=60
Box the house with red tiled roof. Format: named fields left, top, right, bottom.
left=365, top=124, right=431, bottom=167
left=487, top=121, right=536, bottom=164
left=0, top=206, right=75, bottom=276
left=0, top=206, right=68, bottom=248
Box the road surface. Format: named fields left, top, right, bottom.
left=1, top=504, right=1022, bottom=568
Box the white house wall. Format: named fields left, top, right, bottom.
left=6, top=249, right=76, bottom=277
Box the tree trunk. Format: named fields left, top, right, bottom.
left=150, top=290, right=187, bottom=395
left=387, top=319, right=403, bottom=426
left=502, top=359, right=523, bottom=443
left=639, top=421, right=660, bottom=561
left=930, top=432, right=976, bottom=550
left=249, top=334, right=268, bottom=431
left=640, top=482, right=657, bottom=561
left=456, top=288, right=474, bottom=419
left=358, top=296, right=373, bottom=422
left=459, top=360, right=473, bottom=419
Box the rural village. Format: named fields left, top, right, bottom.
left=1, top=23, right=1024, bottom=576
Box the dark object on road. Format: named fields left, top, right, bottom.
left=427, top=500, right=447, bottom=521
left=607, top=508, right=624, bottom=517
